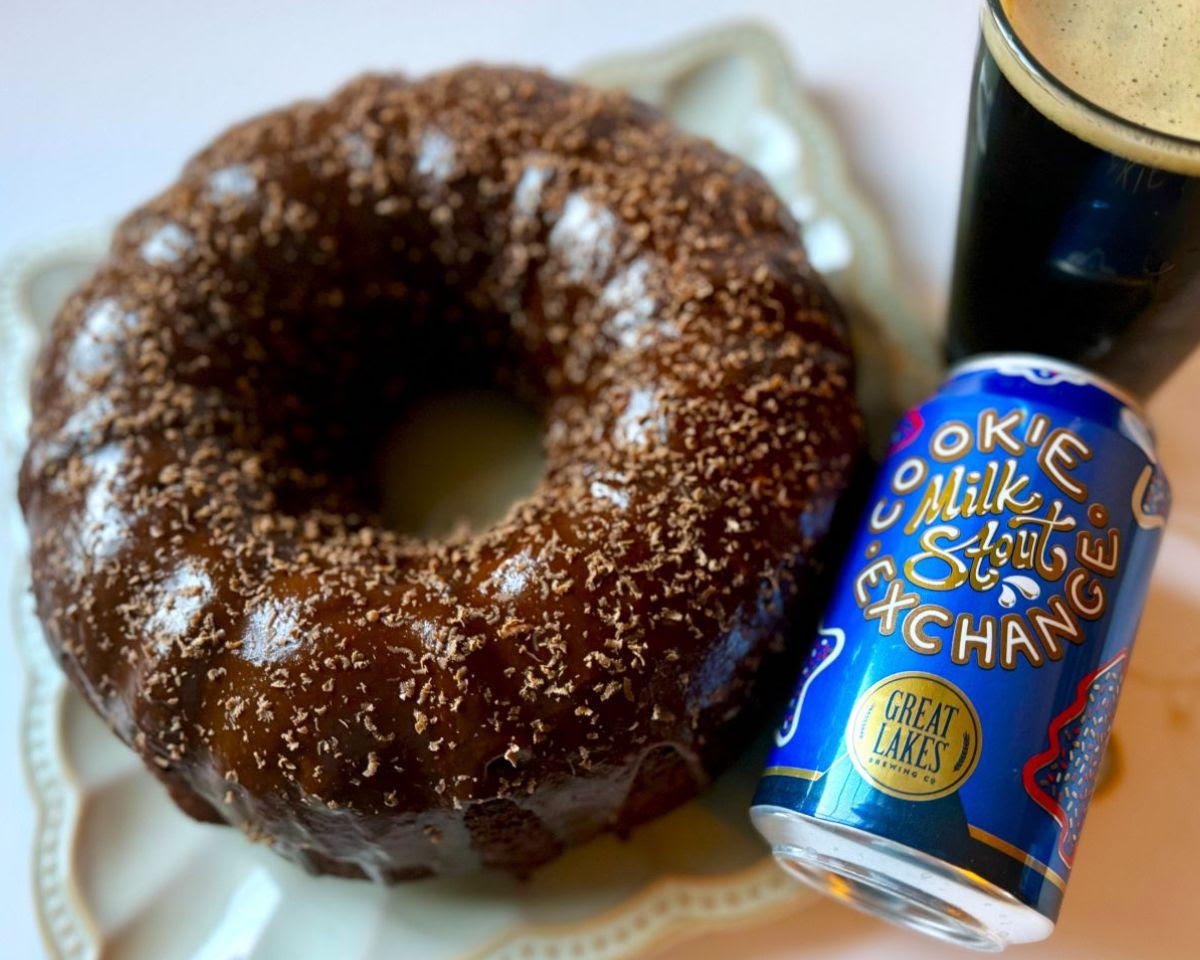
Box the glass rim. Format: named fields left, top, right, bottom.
left=985, top=0, right=1200, bottom=156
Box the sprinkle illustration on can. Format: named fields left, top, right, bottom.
left=751, top=354, right=1170, bottom=950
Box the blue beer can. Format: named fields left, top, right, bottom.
left=751, top=354, right=1170, bottom=950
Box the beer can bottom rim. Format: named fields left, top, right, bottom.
left=751, top=806, right=1055, bottom=951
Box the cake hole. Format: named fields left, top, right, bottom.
left=373, top=388, right=545, bottom=538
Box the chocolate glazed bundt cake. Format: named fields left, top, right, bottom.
left=19, top=66, right=861, bottom=880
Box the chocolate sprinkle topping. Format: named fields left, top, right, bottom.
left=19, top=66, right=861, bottom=880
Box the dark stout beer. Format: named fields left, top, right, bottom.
left=947, top=0, right=1200, bottom=397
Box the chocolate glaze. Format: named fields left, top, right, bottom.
left=19, top=66, right=861, bottom=880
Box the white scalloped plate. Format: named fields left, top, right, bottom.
left=11, top=20, right=1197, bottom=960
left=0, top=23, right=934, bottom=960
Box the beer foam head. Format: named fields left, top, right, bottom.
left=986, top=0, right=1200, bottom=174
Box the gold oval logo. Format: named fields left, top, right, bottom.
left=846, top=672, right=982, bottom=801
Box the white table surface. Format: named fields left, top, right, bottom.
left=1, top=2, right=981, bottom=956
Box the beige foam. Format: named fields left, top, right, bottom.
left=985, top=0, right=1200, bottom=174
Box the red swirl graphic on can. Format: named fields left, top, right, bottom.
left=1023, top=652, right=1127, bottom=867
left=887, top=407, right=924, bottom=455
